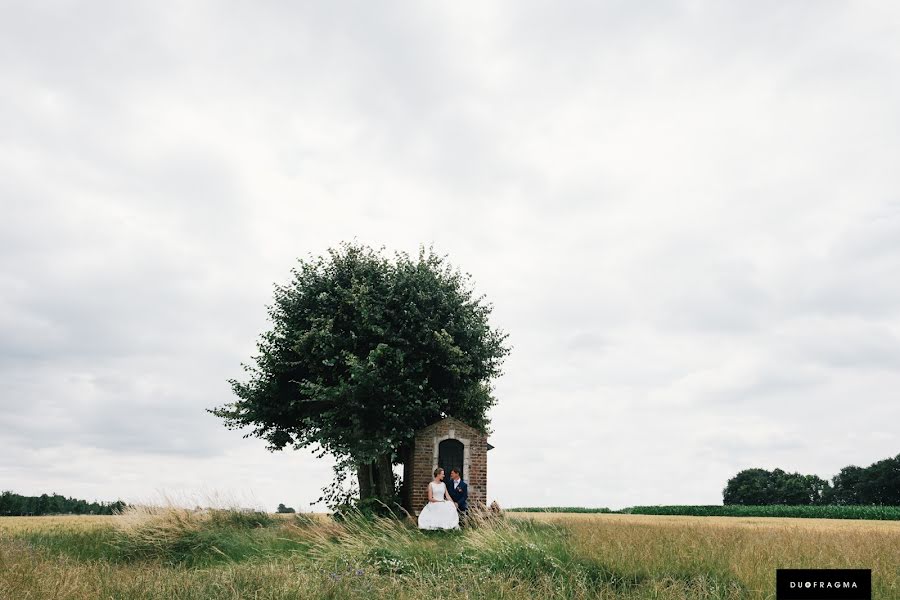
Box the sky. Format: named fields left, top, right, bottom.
left=2, top=1, right=899, bottom=512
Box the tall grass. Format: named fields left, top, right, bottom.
left=12, top=523, right=121, bottom=562
left=1, top=507, right=897, bottom=599
left=110, top=504, right=309, bottom=566
left=526, top=512, right=900, bottom=599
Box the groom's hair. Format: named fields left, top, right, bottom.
left=450, top=469, right=460, bottom=476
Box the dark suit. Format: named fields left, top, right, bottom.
left=447, top=478, right=468, bottom=512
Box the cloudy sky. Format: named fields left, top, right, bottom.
left=2, top=1, right=899, bottom=511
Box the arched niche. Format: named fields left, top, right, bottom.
left=438, top=438, right=464, bottom=480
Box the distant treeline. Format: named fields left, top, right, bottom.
left=723, top=453, right=900, bottom=506
left=0, top=491, right=127, bottom=516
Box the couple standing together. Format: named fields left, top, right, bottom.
left=417, top=467, right=468, bottom=530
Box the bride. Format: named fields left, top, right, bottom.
left=417, top=467, right=460, bottom=530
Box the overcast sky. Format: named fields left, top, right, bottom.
left=2, top=1, right=899, bottom=511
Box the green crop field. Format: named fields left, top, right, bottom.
left=1, top=506, right=898, bottom=599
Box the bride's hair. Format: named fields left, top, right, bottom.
left=433, top=467, right=444, bottom=477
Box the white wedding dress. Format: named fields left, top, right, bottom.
left=417, top=482, right=460, bottom=530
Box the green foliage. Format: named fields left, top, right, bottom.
left=209, top=243, right=509, bottom=502
left=722, top=468, right=829, bottom=505
left=849, top=454, right=900, bottom=505
left=313, top=456, right=361, bottom=510
left=620, top=504, right=900, bottom=520
left=0, top=490, right=126, bottom=516
left=724, top=453, right=900, bottom=506
left=824, top=465, right=865, bottom=505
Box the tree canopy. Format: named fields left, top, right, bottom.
left=722, top=468, right=828, bottom=505
left=209, top=243, right=509, bottom=507
left=723, top=453, right=900, bottom=505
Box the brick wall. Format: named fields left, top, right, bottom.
left=409, top=417, right=488, bottom=514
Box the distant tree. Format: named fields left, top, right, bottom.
left=770, top=470, right=830, bottom=505
left=823, top=465, right=864, bottom=505
left=802, top=474, right=831, bottom=505
left=48, top=493, right=64, bottom=514
left=723, top=468, right=772, bottom=505
left=209, top=243, right=509, bottom=510
left=856, top=454, right=900, bottom=505
left=276, top=503, right=296, bottom=514
left=0, top=491, right=16, bottom=515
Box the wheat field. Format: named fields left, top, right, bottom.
left=519, top=513, right=899, bottom=597
left=0, top=509, right=897, bottom=599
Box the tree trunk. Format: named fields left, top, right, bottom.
left=357, top=462, right=373, bottom=500
left=375, top=454, right=394, bottom=500
left=356, top=454, right=395, bottom=503
left=399, top=445, right=413, bottom=513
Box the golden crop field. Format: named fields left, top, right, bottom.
left=515, top=512, right=900, bottom=598
left=0, top=509, right=897, bottom=599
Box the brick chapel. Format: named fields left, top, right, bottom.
left=407, top=416, right=492, bottom=514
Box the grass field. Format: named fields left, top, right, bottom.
left=507, top=505, right=900, bottom=520
left=1, top=508, right=898, bottom=599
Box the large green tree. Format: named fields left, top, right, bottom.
left=209, top=243, right=509, bottom=510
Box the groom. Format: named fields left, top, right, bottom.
left=447, top=468, right=468, bottom=514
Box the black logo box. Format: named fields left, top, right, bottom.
left=776, top=569, right=871, bottom=600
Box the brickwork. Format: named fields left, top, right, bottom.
left=409, top=417, right=489, bottom=514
